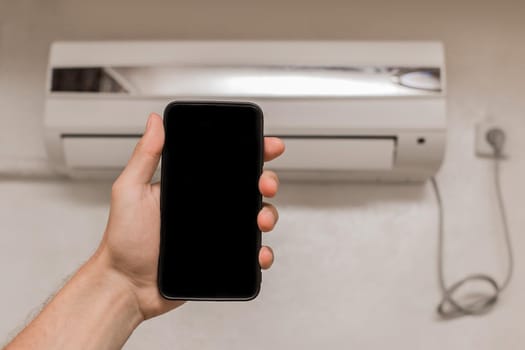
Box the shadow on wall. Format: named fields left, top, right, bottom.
left=0, top=177, right=427, bottom=209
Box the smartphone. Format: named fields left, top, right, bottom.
left=158, top=101, right=264, bottom=301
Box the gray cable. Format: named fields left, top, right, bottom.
left=432, top=129, right=513, bottom=318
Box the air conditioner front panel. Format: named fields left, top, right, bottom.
left=45, top=97, right=446, bottom=134
left=269, top=138, right=395, bottom=171
left=45, top=41, right=447, bottom=182
left=63, top=136, right=138, bottom=169
left=49, top=41, right=444, bottom=69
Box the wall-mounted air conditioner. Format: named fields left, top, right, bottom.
left=44, top=41, right=446, bottom=181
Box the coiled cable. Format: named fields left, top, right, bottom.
left=432, top=128, right=513, bottom=318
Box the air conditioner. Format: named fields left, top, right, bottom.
left=44, top=41, right=446, bottom=182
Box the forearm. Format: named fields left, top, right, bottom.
left=5, top=252, right=144, bottom=350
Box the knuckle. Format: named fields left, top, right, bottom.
left=272, top=207, right=279, bottom=222
left=267, top=204, right=279, bottom=223
left=111, top=179, right=125, bottom=196
left=136, top=138, right=161, bottom=160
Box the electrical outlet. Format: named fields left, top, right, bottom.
left=475, top=120, right=507, bottom=157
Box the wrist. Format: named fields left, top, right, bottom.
left=7, top=247, right=146, bottom=349
left=84, top=249, right=145, bottom=329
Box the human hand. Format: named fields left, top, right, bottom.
left=93, top=113, right=284, bottom=320
left=4, top=112, right=282, bottom=349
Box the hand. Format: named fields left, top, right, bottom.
left=94, top=113, right=285, bottom=320
left=4, top=112, right=283, bottom=350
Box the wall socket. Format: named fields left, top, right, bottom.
left=475, top=120, right=507, bottom=157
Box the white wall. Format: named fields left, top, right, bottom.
left=2, top=0, right=525, bottom=349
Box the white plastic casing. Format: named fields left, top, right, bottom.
left=44, top=41, right=447, bottom=182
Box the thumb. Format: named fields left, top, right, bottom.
left=119, top=113, right=164, bottom=184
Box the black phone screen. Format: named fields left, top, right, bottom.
left=158, top=101, right=263, bottom=300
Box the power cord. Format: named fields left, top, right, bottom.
left=432, top=128, right=513, bottom=318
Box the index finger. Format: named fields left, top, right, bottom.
left=264, top=137, right=285, bottom=162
